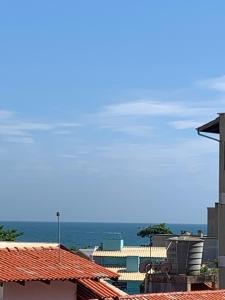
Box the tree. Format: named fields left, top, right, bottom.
left=0, top=225, right=22, bottom=241
left=137, top=223, right=173, bottom=238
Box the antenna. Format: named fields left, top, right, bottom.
left=56, top=211, right=61, bottom=263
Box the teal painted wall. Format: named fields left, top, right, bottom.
left=103, top=238, right=124, bottom=250
left=94, top=256, right=126, bottom=267
left=107, top=280, right=142, bottom=294
left=102, top=256, right=126, bottom=266
left=126, top=256, right=140, bottom=272
left=127, top=281, right=141, bottom=294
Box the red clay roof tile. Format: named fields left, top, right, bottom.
left=119, top=290, right=225, bottom=300
left=78, top=278, right=122, bottom=299
left=0, top=245, right=118, bottom=283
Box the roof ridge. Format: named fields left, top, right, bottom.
left=121, top=289, right=225, bottom=298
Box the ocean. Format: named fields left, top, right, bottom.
left=0, top=222, right=207, bottom=249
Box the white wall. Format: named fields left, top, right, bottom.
left=3, top=280, right=77, bottom=300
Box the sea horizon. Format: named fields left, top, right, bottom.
left=0, top=220, right=207, bottom=225
left=0, top=221, right=207, bottom=248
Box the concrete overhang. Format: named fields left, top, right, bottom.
left=196, top=116, right=220, bottom=134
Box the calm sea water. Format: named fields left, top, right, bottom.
left=0, top=222, right=207, bottom=248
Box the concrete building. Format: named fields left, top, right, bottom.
left=207, top=203, right=218, bottom=238
left=150, top=231, right=217, bottom=267
left=197, top=113, right=225, bottom=288
left=144, top=235, right=217, bottom=293
left=89, top=235, right=166, bottom=294
left=0, top=242, right=125, bottom=300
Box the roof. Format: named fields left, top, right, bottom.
left=118, top=290, right=225, bottom=300
left=78, top=278, right=125, bottom=299
left=0, top=242, right=58, bottom=249
left=196, top=116, right=220, bottom=134
left=78, top=247, right=97, bottom=258
left=107, top=267, right=145, bottom=281
left=0, top=242, right=118, bottom=283
left=93, top=246, right=166, bottom=258
left=168, top=236, right=203, bottom=242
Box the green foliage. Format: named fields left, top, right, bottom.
left=0, top=225, right=22, bottom=241
left=200, top=264, right=209, bottom=274
left=200, top=264, right=218, bottom=275
left=137, top=223, right=173, bottom=238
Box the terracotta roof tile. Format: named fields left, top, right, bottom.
left=119, top=290, right=225, bottom=300
left=0, top=245, right=118, bottom=283
left=78, top=278, right=122, bottom=298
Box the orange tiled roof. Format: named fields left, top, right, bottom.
left=78, top=278, right=123, bottom=299
left=0, top=244, right=118, bottom=283
left=119, top=290, right=225, bottom=300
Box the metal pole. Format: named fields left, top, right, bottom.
left=56, top=211, right=61, bottom=263
left=149, top=235, right=152, bottom=273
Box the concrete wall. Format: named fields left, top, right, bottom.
left=3, top=280, right=77, bottom=300
left=207, top=204, right=218, bottom=238
left=202, top=237, right=218, bottom=265
left=147, top=281, right=186, bottom=293
left=152, top=234, right=175, bottom=247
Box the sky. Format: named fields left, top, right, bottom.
left=1, top=1, right=225, bottom=223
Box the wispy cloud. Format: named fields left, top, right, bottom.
left=100, top=123, right=153, bottom=136
left=0, top=110, right=14, bottom=120
left=58, top=154, right=79, bottom=159
left=103, top=100, right=213, bottom=117
left=4, top=137, right=34, bottom=144
left=198, top=75, right=225, bottom=92
left=104, top=100, right=184, bottom=116
left=59, top=123, right=81, bottom=127
left=170, top=120, right=203, bottom=129
left=87, top=97, right=221, bottom=136
left=0, top=109, right=81, bottom=143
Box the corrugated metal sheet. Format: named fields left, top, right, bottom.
left=107, top=267, right=145, bottom=281
left=0, top=244, right=118, bottom=282
left=118, top=290, right=225, bottom=300
left=94, top=247, right=166, bottom=258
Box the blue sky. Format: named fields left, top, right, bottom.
left=1, top=1, right=225, bottom=223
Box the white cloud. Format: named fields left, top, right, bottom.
left=103, top=100, right=211, bottom=117
left=58, top=154, right=79, bottom=159
left=59, top=123, right=82, bottom=127
left=198, top=75, right=225, bottom=92
left=104, top=100, right=184, bottom=116
left=54, top=130, right=72, bottom=135
left=4, top=137, right=34, bottom=144
left=170, top=120, right=203, bottom=129
left=100, top=124, right=153, bottom=136
left=87, top=98, right=220, bottom=137
left=0, top=109, right=81, bottom=143
left=0, top=110, right=14, bottom=120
